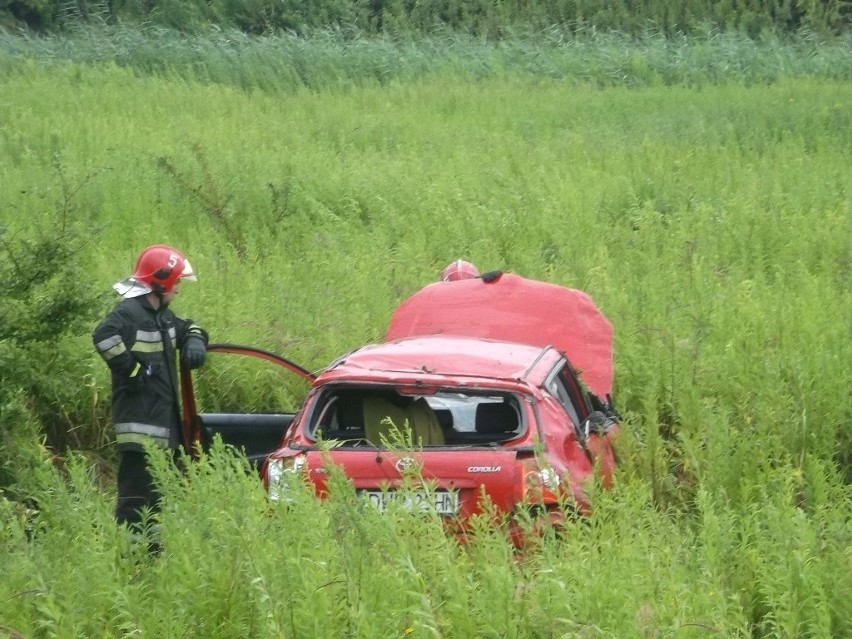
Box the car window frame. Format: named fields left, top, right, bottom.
left=543, top=360, right=591, bottom=428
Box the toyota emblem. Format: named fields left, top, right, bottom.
left=395, top=457, right=416, bottom=473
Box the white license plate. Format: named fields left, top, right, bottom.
left=361, top=490, right=459, bottom=516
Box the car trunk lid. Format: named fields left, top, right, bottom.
left=385, top=273, right=613, bottom=397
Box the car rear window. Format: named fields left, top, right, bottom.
left=308, top=387, right=524, bottom=447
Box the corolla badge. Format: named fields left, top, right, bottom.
left=468, top=466, right=502, bottom=473
left=395, top=457, right=417, bottom=473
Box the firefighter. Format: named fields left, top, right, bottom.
left=441, top=259, right=480, bottom=282
left=93, top=244, right=208, bottom=541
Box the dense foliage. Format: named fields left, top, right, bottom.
left=0, top=440, right=845, bottom=637
left=0, top=205, right=104, bottom=496
left=2, top=26, right=851, bottom=94
left=2, top=0, right=850, bottom=36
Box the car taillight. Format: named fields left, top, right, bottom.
left=267, top=455, right=306, bottom=502
left=521, top=467, right=561, bottom=505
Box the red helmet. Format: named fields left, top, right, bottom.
left=131, top=244, right=196, bottom=294
left=441, top=260, right=480, bottom=282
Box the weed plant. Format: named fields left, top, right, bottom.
left=0, top=28, right=849, bottom=637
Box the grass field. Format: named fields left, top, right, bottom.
left=1, top=31, right=850, bottom=637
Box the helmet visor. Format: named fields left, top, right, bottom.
left=181, top=259, right=198, bottom=282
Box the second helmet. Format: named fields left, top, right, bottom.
left=441, top=259, right=480, bottom=282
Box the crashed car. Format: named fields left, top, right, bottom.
left=181, top=273, right=621, bottom=540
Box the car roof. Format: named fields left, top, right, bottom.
left=385, top=273, right=613, bottom=397
left=320, top=335, right=564, bottom=388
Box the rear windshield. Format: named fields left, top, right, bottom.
left=308, top=387, right=524, bottom=448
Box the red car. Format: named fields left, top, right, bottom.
left=182, top=273, right=621, bottom=541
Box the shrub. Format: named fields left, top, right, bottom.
left=0, top=197, right=103, bottom=493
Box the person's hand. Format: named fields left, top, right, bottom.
left=182, top=335, right=207, bottom=369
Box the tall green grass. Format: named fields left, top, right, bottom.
left=2, top=27, right=851, bottom=92
left=1, top=443, right=848, bottom=636
left=0, top=32, right=849, bottom=637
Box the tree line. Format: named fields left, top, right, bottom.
left=3, top=0, right=849, bottom=37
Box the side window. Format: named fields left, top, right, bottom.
left=545, top=364, right=588, bottom=427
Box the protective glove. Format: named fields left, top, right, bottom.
left=181, top=335, right=207, bottom=369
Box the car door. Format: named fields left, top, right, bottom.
left=542, top=360, right=620, bottom=484
left=179, top=343, right=315, bottom=468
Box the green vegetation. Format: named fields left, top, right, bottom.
left=1, top=26, right=850, bottom=638
left=0, top=205, right=105, bottom=499
left=4, top=0, right=850, bottom=36
left=3, top=26, right=852, bottom=92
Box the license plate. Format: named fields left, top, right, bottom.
left=361, top=490, right=459, bottom=516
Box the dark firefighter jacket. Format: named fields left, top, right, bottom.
left=93, top=295, right=207, bottom=453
